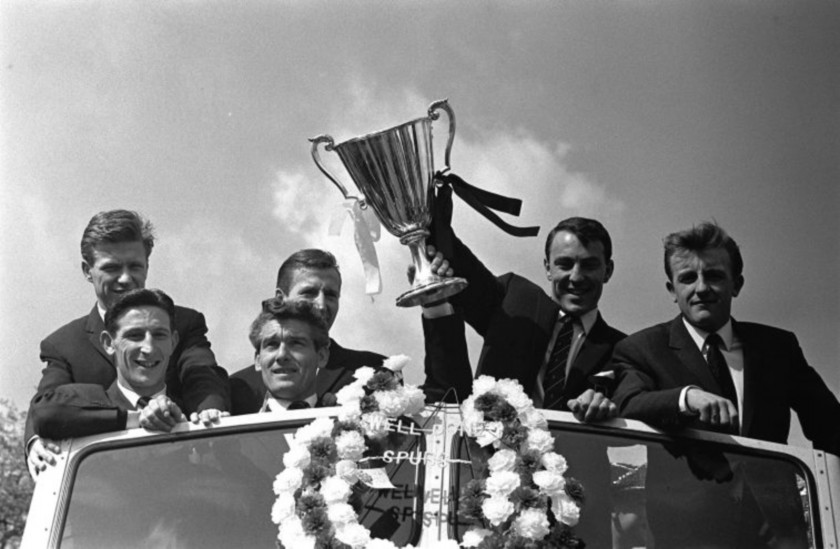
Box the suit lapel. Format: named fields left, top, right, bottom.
left=733, top=319, right=758, bottom=435
left=316, top=339, right=353, bottom=397
left=669, top=316, right=720, bottom=391
left=106, top=382, right=137, bottom=410
left=571, top=314, right=611, bottom=379
left=84, top=305, right=113, bottom=364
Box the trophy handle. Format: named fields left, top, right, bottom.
left=428, top=99, right=455, bottom=173
left=309, top=134, right=360, bottom=201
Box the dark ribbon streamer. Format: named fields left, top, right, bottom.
left=434, top=171, right=540, bottom=238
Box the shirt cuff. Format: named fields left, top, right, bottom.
left=679, top=385, right=700, bottom=415
left=422, top=302, right=454, bottom=319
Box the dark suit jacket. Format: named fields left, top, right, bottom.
left=30, top=382, right=185, bottom=440
left=612, top=315, right=840, bottom=455
left=27, top=305, right=230, bottom=444
left=229, top=339, right=384, bottom=415
left=439, top=231, right=625, bottom=408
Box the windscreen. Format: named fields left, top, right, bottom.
left=450, top=424, right=815, bottom=549
left=58, top=419, right=426, bottom=548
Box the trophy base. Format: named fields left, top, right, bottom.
left=395, top=277, right=469, bottom=308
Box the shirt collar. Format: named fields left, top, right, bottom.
left=262, top=392, right=318, bottom=412
left=97, top=302, right=107, bottom=323
left=560, top=308, right=599, bottom=335
left=116, top=380, right=167, bottom=408
left=682, top=317, right=734, bottom=351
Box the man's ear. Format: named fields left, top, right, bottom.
left=100, top=331, right=115, bottom=356
left=543, top=258, right=551, bottom=280
left=82, top=261, right=92, bottom=282
left=275, top=288, right=286, bottom=299
left=603, top=259, right=615, bottom=284
left=666, top=280, right=676, bottom=302
left=317, top=345, right=330, bottom=370
left=171, top=330, right=179, bottom=349
left=732, top=274, right=744, bottom=297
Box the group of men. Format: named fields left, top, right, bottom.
left=25, top=206, right=840, bottom=488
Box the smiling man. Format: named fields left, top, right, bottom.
left=431, top=215, right=626, bottom=420
left=30, top=289, right=226, bottom=438
left=26, top=210, right=229, bottom=476
left=246, top=298, right=330, bottom=411
left=612, top=222, right=840, bottom=451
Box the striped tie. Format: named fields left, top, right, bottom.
left=543, top=316, right=576, bottom=410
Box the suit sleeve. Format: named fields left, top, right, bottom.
left=420, top=311, right=473, bottom=403
left=785, top=333, right=840, bottom=456
left=29, top=384, right=128, bottom=439
left=172, top=309, right=231, bottom=414
left=612, top=338, right=688, bottom=430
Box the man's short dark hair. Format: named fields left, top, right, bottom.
left=81, top=210, right=155, bottom=264
left=275, top=249, right=341, bottom=293
left=105, top=288, right=176, bottom=335
left=248, top=298, right=330, bottom=351
left=544, top=217, right=613, bottom=262
left=663, top=221, right=744, bottom=281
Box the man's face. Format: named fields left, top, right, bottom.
left=544, top=231, right=613, bottom=317
left=667, top=247, right=744, bottom=333
left=254, top=318, right=328, bottom=401
left=102, top=306, right=178, bottom=396
left=281, top=268, right=341, bottom=330
left=82, top=241, right=149, bottom=310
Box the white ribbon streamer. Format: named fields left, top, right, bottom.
left=329, top=199, right=382, bottom=296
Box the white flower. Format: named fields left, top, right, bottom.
left=525, top=428, right=555, bottom=454
left=336, top=430, right=367, bottom=460
left=494, top=379, right=530, bottom=410
left=485, top=470, right=521, bottom=498
left=461, top=528, right=492, bottom=547
left=487, top=449, right=517, bottom=473
left=282, top=445, right=311, bottom=469
left=278, top=516, right=314, bottom=549
left=375, top=390, right=407, bottom=416
left=337, top=402, right=363, bottom=422
left=401, top=385, right=426, bottom=416
left=327, top=502, right=357, bottom=525
left=436, top=541, right=461, bottom=549
left=353, top=366, right=377, bottom=383
left=481, top=496, right=515, bottom=526
left=273, top=467, right=303, bottom=494
left=533, top=470, right=566, bottom=495
left=334, top=522, right=371, bottom=547
left=382, top=354, right=411, bottom=373
left=541, top=452, right=568, bottom=475
left=270, top=492, right=296, bottom=524
left=460, top=408, right=486, bottom=437
left=512, top=507, right=550, bottom=540
left=472, top=376, right=497, bottom=397
left=336, top=382, right=366, bottom=406
left=518, top=406, right=548, bottom=430
left=551, top=492, right=581, bottom=526
left=475, top=421, right=503, bottom=447
left=321, top=476, right=352, bottom=504
left=294, top=417, right=335, bottom=446
left=367, top=539, right=399, bottom=549
left=335, top=459, right=359, bottom=482
left=361, top=411, right=390, bottom=439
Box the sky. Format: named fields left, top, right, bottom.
left=2, top=0, right=838, bottom=448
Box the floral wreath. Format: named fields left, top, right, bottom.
left=271, top=360, right=585, bottom=549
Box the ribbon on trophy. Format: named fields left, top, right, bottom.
left=328, top=199, right=382, bottom=296
left=434, top=171, right=540, bottom=238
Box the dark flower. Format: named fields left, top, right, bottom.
left=332, top=420, right=363, bottom=437
left=458, top=479, right=487, bottom=522
left=500, top=423, right=528, bottom=451
left=544, top=524, right=586, bottom=549
left=476, top=533, right=505, bottom=549
left=315, top=536, right=351, bottom=549
left=366, top=370, right=398, bottom=392
left=509, top=486, right=546, bottom=510
left=564, top=477, right=585, bottom=505
left=305, top=463, right=331, bottom=484
left=297, top=491, right=326, bottom=515
left=474, top=393, right=503, bottom=413
left=516, top=450, right=542, bottom=473
left=486, top=400, right=518, bottom=423
left=301, top=507, right=330, bottom=537
left=309, top=437, right=338, bottom=464
left=359, top=394, right=379, bottom=414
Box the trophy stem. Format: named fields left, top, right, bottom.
left=397, top=231, right=468, bottom=308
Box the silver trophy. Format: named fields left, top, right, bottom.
left=310, top=99, right=468, bottom=307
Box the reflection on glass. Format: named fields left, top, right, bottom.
left=450, top=426, right=814, bottom=549
left=59, top=420, right=426, bottom=548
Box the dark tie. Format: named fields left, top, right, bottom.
left=288, top=400, right=311, bottom=410
left=705, top=333, right=738, bottom=406
left=136, top=396, right=151, bottom=409
left=543, top=316, right=576, bottom=410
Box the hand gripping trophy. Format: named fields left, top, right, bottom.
left=310, top=99, right=468, bottom=307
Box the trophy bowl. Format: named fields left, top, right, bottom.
left=310, top=99, right=468, bottom=307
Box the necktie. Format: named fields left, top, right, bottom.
left=543, top=316, right=576, bottom=410
left=136, top=396, right=151, bottom=409
left=288, top=400, right=311, bottom=410
left=705, top=333, right=738, bottom=407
